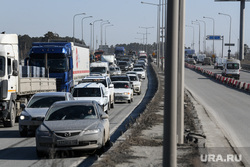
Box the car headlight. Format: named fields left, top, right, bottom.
left=123, top=92, right=130, bottom=95
left=84, top=129, right=101, bottom=135
left=20, top=112, right=31, bottom=120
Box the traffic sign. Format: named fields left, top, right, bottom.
left=225, top=43, right=235, bottom=46
left=206, top=35, right=222, bottom=40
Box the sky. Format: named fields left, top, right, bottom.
left=1, top=0, right=250, bottom=57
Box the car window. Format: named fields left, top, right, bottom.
left=46, top=105, right=97, bottom=120
left=114, top=83, right=130, bottom=88
left=27, top=96, right=65, bottom=108
left=73, top=88, right=101, bottom=97
left=129, top=76, right=138, bottom=81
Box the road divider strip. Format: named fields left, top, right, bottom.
left=185, top=63, right=250, bottom=92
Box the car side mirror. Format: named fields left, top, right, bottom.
left=109, top=84, right=114, bottom=88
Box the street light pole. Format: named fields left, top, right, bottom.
left=196, top=19, right=206, bottom=53
left=185, top=25, right=195, bottom=50
left=203, top=16, right=215, bottom=56
left=104, top=24, right=114, bottom=45
left=92, top=19, right=103, bottom=52
left=141, top=1, right=160, bottom=68
left=81, top=16, right=92, bottom=44
left=192, top=21, right=201, bottom=54
left=137, top=32, right=147, bottom=51
left=73, top=13, right=86, bottom=43
left=218, top=12, right=232, bottom=59
left=100, top=20, right=110, bottom=47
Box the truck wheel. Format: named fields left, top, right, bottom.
left=111, top=102, right=114, bottom=108
left=3, top=102, right=16, bottom=127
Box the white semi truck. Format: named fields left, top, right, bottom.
left=0, top=34, right=56, bottom=127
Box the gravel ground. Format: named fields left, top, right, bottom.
left=91, top=62, right=204, bottom=167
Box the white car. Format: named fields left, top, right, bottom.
left=72, top=83, right=109, bottom=113
left=82, top=75, right=115, bottom=110
left=132, top=67, right=146, bottom=79
left=113, top=81, right=134, bottom=103
left=127, top=74, right=141, bottom=95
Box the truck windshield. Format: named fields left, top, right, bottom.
left=29, top=53, right=68, bottom=72
left=0, top=56, right=5, bottom=77
left=227, top=63, right=239, bottom=69
left=90, top=67, right=106, bottom=73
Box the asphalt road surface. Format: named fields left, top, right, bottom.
left=185, top=67, right=250, bottom=165
left=0, top=73, right=149, bottom=167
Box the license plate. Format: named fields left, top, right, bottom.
left=227, top=74, right=232, bottom=76
left=57, top=140, right=78, bottom=146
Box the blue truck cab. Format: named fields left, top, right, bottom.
left=28, top=42, right=74, bottom=92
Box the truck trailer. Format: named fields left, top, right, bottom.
left=0, top=34, right=57, bottom=127
left=28, top=42, right=90, bottom=92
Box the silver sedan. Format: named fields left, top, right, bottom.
left=35, top=100, right=110, bottom=157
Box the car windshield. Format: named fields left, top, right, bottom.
left=45, top=105, right=97, bottom=120
left=27, top=96, right=65, bottom=108
left=111, top=76, right=129, bottom=81
left=109, top=67, right=115, bottom=71
left=0, top=56, right=5, bottom=77
left=82, top=79, right=107, bottom=87
left=129, top=76, right=138, bottom=81
left=114, top=83, right=130, bottom=89
left=72, top=88, right=101, bottom=97
left=90, top=67, right=106, bottom=73
left=227, top=63, right=239, bottom=69
left=119, top=62, right=127, bottom=65
left=133, top=68, right=143, bottom=71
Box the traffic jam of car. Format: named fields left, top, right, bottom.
left=19, top=50, right=148, bottom=157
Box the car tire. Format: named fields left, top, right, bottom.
left=36, top=149, right=45, bottom=158
left=128, top=99, right=131, bottom=103
left=19, top=128, right=28, bottom=137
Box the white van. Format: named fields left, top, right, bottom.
left=222, top=59, right=241, bottom=80
left=196, top=54, right=206, bottom=64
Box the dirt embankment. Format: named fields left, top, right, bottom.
left=92, top=63, right=204, bottom=167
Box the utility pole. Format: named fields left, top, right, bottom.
left=163, top=0, right=179, bottom=166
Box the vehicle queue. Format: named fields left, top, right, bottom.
left=18, top=50, right=148, bottom=157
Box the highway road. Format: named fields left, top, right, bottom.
left=185, top=67, right=250, bottom=165
left=0, top=71, right=150, bottom=167
left=194, top=63, right=250, bottom=83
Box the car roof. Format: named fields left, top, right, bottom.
left=52, top=100, right=97, bottom=106
left=84, top=75, right=106, bottom=79
left=112, top=81, right=130, bottom=84
left=33, top=92, right=69, bottom=97
left=74, top=82, right=104, bottom=88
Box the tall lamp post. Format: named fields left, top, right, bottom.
left=218, top=12, right=232, bottom=59
left=100, top=20, right=110, bottom=47
left=92, top=19, right=103, bottom=52
left=141, top=1, right=160, bottom=67
left=81, top=16, right=92, bottom=44
left=203, top=16, right=215, bottom=56
left=73, top=13, right=85, bottom=43
left=104, top=24, right=114, bottom=45
left=185, top=25, right=195, bottom=50
left=196, top=19, right=206, bottom=53
left=137, top=32, right=147, bottom=51
left=191, top=21, right=201, bottom=54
